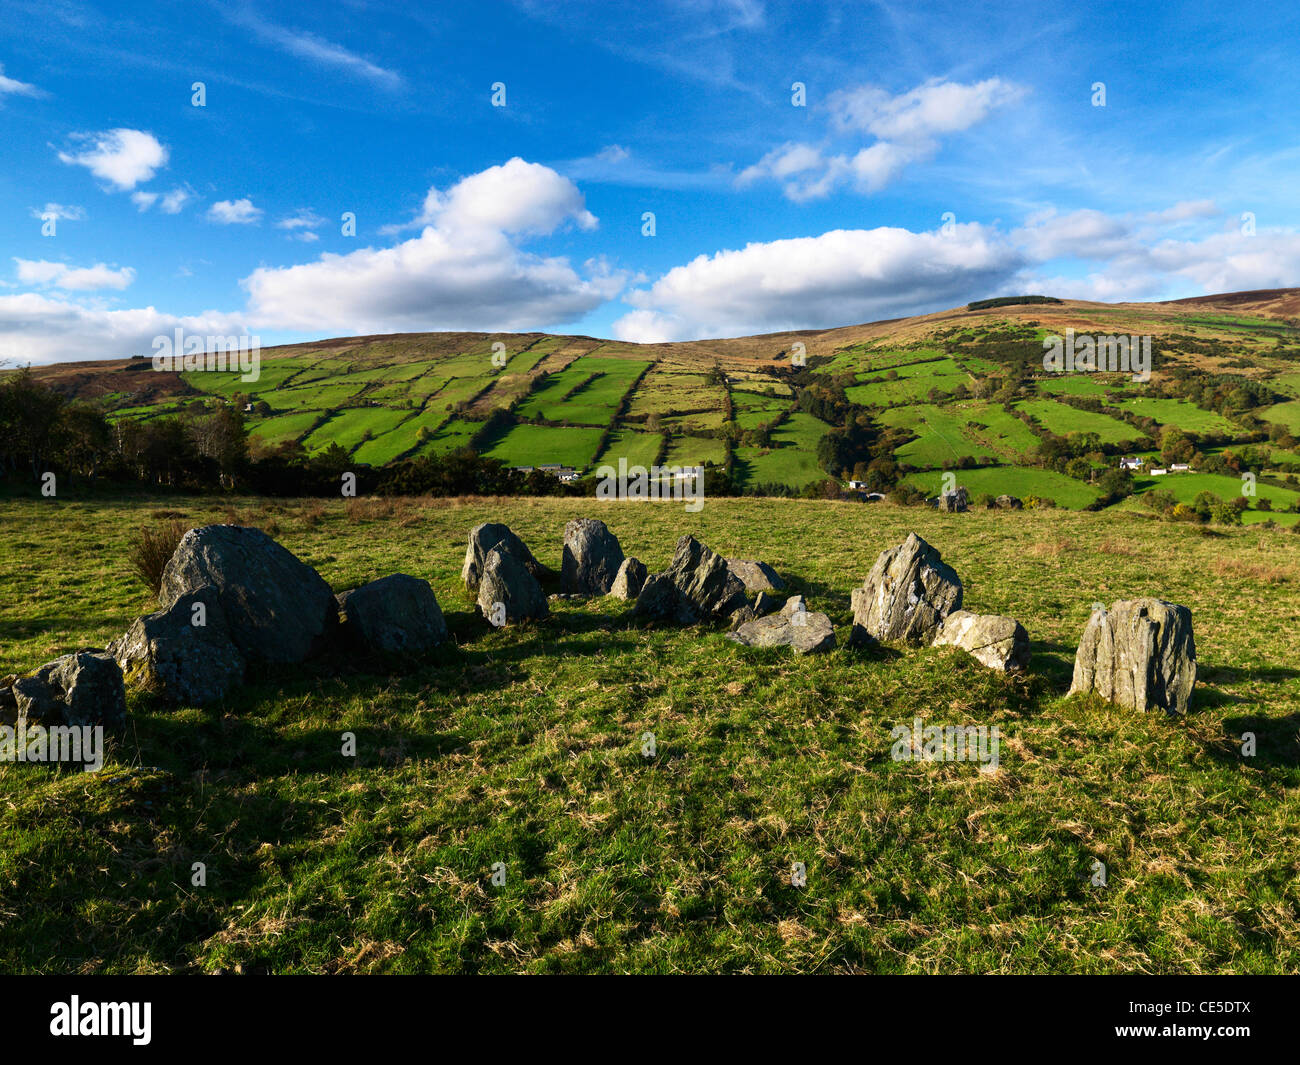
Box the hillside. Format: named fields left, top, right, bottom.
left=23, top=289, right=1300, bottom=517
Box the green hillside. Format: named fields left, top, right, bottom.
left=37, top=292, right=1300, bottom=518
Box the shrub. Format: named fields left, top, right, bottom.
left=129, top=519, right=189, bottom=598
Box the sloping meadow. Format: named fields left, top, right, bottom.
left=1, top=495, right=1298, bottom=972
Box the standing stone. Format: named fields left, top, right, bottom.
left=850, top=532, right=962, bottom=645
left=561, top=518, right=625, bottom=596
left=1068, top=599, right=1196, bottom=714
left=726, top=559, right=785, bottom=593
left=938, top=486, right=970, bottom=512
left=337, top=574, right=448, bottom=655
left=6, top=651, right=127, bottom=728
left=462, top=523, right=545, bottom=592
left=109, top=587, right=246, bottom=706
left=477, top=546, right=548, bottom=625
left=933, top=610, right=1030, bottom=672
left=609, top=557, right=648, bottom=600
left=727, top=595, right=836, bottom=655
left=634, top=535, right=749, bottom=625
left=160, top=525, right=337, bottom=665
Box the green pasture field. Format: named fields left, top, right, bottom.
left=2, top=494, right=1298, bottom=973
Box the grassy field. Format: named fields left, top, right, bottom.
left=1115, top=397, right=1240, bottom=436
left=2, top=493, right=1298, bottom=974
left=905, top=466, right=1102, bottom=509
left=1015, top=399, right=1139, bottom=445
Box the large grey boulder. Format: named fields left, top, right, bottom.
left=850, top=532, right=962, bottom=646
left=994, top=494, right=1023, bottom=511
left=109, top=587, right=245, bottom=706
left=477, top=546, right=548, bottom=626
left=726, top=559, right=785, bottom=593
left=160, top=525, right=337, bottom=665
left=609, top=557, right=648, bottom=600
left=727, top=595, right=836, bottom=655
left=1068, top=599, right=1196, bottom=714
left=933, top=610, right=1030, bottom=672
left=938, top=486, right=970, bottom=513
left=461, top=523, right=545, bottom=592
left=337, top=574, right=448, bottom=655
left=561, top=518, right=624, bottom=595
left=3, top=651, right=127, bottom=728
left=634, top=535, right=749, bottom=625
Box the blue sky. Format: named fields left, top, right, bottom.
left=3, top=0, right=1299, bottom=363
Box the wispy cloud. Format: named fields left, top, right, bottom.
left=0, top=62, right=44, bottom=100
left=225, top=8, right=403, bottom=90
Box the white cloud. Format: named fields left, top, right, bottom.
left=58, top=129, right=168, bottom=190
left=275, top=209, right=326, bottom=230
left=828, top=77, right=1025, bottom=140
left=614, top=223, right=1022, bottom=341
left=0, top=293, right=247, bottom=365
left=207, top=198, right=263, bottom=224
left=0, top=63, right=42, bottom=99
left=739, top=78, right=1025, bottom=201
left=400, top=157, right=599, bottom=235
left=29, top=202, right=84, bottom=223
left=275, top=208, right=326, bottom=240
left=161, top=187, right=192, bottom=214
left=616, top=204, right=1300, bottom=340
left=244, top=159, right=616, bottom=333
left=226, top=9, right=402, bottom=89
left=133, top=186, right=191, bottom=213
left=14, top=258, right=135, bottom=292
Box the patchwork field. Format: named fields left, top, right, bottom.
left=3, top=494, right=1299, bottom=974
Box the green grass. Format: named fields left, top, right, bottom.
left=247, top=410, right=327, bottom=446
left=484, top=424, right=605, bottom=468
left=1115, top=397, right=1240, bottom=435
left=905, top=466, right=1102, bottom=508
left=876, top=403, right=1041, bottom=468
left=302, top=407, right=413, bottom=455
left=663, top=434, right=727, bottom=468
left=594, top=430, right=664, bottom=470
left=1260, top=400, right=1300, bottom=435
left=734, top=412, right=829, bottom=487
left=1128, top=471, right=1300, bottom=511
left=2, top=494, right=1299, bottom=973
left=1015, top=399, right=1138, bottom=445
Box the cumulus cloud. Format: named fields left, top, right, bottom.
left=0, top=293, right=247, bottom=365
left=245, top=158, right=616, bottom=332
left=614, top=223, right=1022, bottom=341
left=614, top=204, right=1300, bottom=341
left=58, top=129, right=168, bottom=190
left=207, top=198, right=262, bottom=224
left=739, top=77, right=1025, bottom=200
left=14, top=258, right=135, bottom=292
